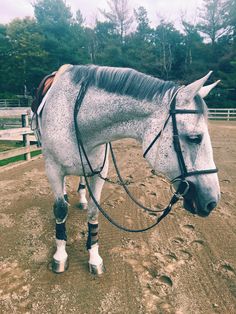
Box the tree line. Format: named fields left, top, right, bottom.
left=0, top=0, right=235, bottom=108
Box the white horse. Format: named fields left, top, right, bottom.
left=38, top=65, right=220, bottom=274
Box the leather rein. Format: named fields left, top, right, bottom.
left=74, top=82, right=218, bottom=232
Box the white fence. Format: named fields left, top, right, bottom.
left=0, top=99, right=22, bottom=107
left=0, top=98, right=32, bottom=107
left=208, top=108, right=236, bottom=120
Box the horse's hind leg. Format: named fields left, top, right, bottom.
left=45, top=159, right=69, bottom=273
left=77, top=176, right=88, bottom=209
left=86, top=153, right=109, bottom=275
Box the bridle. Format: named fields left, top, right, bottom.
left=143, top=88, right=218, bottom=195
left=74, top=82, right=218, bottom=233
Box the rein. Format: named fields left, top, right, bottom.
left=80, top=150, right=186, bottom=233
left=74, top=80, right=170, bottom=214
left=73, top=80, right=108, bottom=177
left=108, top=143, right=167, bottom=213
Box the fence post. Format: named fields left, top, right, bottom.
left=21, top=113, right=31, bottom=161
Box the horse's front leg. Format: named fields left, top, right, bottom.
left=77, top=176, right=88, bottom=209
left=45, top=160, right=69, bottom=273
left=63, top=177, right=69, bottom=203
left=63, top=176, right=88, bottom=208
left=86, top=156, right=109, bottom=275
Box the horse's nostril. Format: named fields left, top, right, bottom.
left=207, top=201, right=217, bottom=211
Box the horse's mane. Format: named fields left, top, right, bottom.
left=70, top=65, right=178, bottom=102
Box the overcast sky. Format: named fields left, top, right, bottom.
left=0, top=0, right=203, bottom=27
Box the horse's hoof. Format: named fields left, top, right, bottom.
left=51, top=258, right=69, bottom=274
left=89, top=262, right=105, bottom=275
left=79, top=202, right=88, bottom=210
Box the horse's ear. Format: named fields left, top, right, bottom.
left=198, top=80, right=221, bottom=98
left=178, top=71, right=213, bottom=101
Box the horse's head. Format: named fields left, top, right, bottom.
left=143, top=72, right=220, bottom=217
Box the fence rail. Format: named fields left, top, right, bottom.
left=0, top=108, right=40, bottom=163
left=0, top=99, right=21, bottom=107
left=208, top=108, right=236, bottom=120
left=0, top=98, right=31, bottom=107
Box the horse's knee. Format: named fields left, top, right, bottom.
left=53, top=198, right=68, bottom=223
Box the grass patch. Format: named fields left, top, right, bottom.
left=0, top=140, right=41, bottom=166
left=0, top=140, right=23, bottom=152
left=0, top=118, right=21, bottom=130
left=0, top=150, right=42, bottom=167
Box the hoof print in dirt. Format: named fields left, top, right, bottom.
left=158, top=275, right=173, bottom=288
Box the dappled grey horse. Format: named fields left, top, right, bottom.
left=39, top=65, right=220, bottom=274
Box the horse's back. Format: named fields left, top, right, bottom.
left=41, top=69, right=80, bottom=169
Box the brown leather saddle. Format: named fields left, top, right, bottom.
left=31, top=71, right=57, bottom=114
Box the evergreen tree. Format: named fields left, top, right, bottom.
left=134, top=6, right=151, bottom=41
left=3, top=18, right=46, bottom=95
left=154, top=20, right=184, bottom=80
left=0, top=24, right=12, bottom=97
left=33, top=0, right=76, bottom=69
left=181, top=20, right=206, bottom=79
left=124, top=6, right=156, bottom=74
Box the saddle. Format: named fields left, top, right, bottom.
left=31, top=72, right=56, bottom=114
left=31, top=64, right=72, bottom=114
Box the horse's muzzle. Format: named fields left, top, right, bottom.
left=183, top=181, right=218, bottom=217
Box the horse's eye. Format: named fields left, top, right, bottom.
left=186, top=134, right=203, bottom=145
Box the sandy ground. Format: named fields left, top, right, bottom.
left=0, top=120, right=235, bottom=314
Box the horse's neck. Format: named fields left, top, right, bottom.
left=78, top=87, right=169, bottom=146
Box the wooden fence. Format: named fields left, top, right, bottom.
left=208, top=108, right=236, bottom=120
left=0, top=108, right=40, bottom=163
